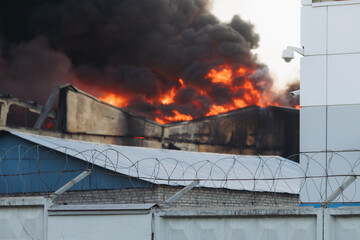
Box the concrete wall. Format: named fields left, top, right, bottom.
left=300, top=0, right=360, bottom=203
left=3, top=196, right=360, bottom=240
left=58, top=87, right=163, bottom=138
left=156, top=207, right=360, bottom=240
left=325, top=207, right=360, bottom=240
left=0, top=197, right=51, bottom=240
left=0, top=197, right=154, bottom=240
left=156, top=208, right=322, bottom=240
left=49, top=212, right=152, bottom=240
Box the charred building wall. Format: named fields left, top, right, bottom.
left=58, top=86, right=163, bottom=139
left=56, top=86, right=299, bottom=159
left=163, top=106, right=299, bottom=157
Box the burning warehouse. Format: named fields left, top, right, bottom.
left=0, top=0, right=299, bottom=157
left=0, top=84, right=299, bottom=158
left=0, top=0, right=302, bottom=216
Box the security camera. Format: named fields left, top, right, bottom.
left=289, top=90, right=300, bottom=97
left=282, top=46, right=304, bottom=63
left=282, top=48, right=295, bottom=63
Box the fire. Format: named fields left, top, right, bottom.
left=99, top=94, right=127, bottom=108
left=160, top=87, right=176, bottom=105
left=96, top=65, right=298, bottom=124
left=152, top=79, right=185, bottom=106
left=207, top=67, right=233, bottom=86
left=204, top=65, right=271, bottom=116
left=155, top=110, right=193, bottom=125
left=237, top=67, right=247, bottom=76
left=206, top=105, right=235, bottom=117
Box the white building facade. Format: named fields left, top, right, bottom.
left=300, top=0, right=360, bottom=203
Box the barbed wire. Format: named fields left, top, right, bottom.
left=1, top=144, right=360, bottom=208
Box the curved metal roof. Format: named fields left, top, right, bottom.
left=9, top=131, right=301, bottom=194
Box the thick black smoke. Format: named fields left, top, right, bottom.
left=0, top=0, right=293, bottom=120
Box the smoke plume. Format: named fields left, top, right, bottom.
left=0, top=0, right=297, bottom=122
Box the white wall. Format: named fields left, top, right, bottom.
left=48, top=214, right=152, bottom=240
left=159, top=216, right=317, bottom=240
left=3, top=197, right=360, bottom=240
left=0, top=198, right=154, bottom=240
left=325, top=207, right=360, bottom=240
left=155, top=207, right=360, bottom=240
left=0, top=197, right=50, bottom=240
left=155, top=208, right=323, bottom=240
left=300, top=0, right=360, bottom=203
left=0, top=206, right=46, bottom=240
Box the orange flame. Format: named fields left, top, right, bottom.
left=160, top=87, right=176, bottom=105
left=155, top=79, right=185, bottom=106
left=96, top=65, right=298, bottom=124
left=98, top=94, right=127, bottom=108
left=204, top=65, right=270, bottom=116
left=155, top=110, right=193, bottom=125
left=207, top=67, right=233, bottom=86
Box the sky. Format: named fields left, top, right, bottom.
left=211, top=0, right=301, bottom=89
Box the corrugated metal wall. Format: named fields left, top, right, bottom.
left=0, top=133, right=152, bottom=194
